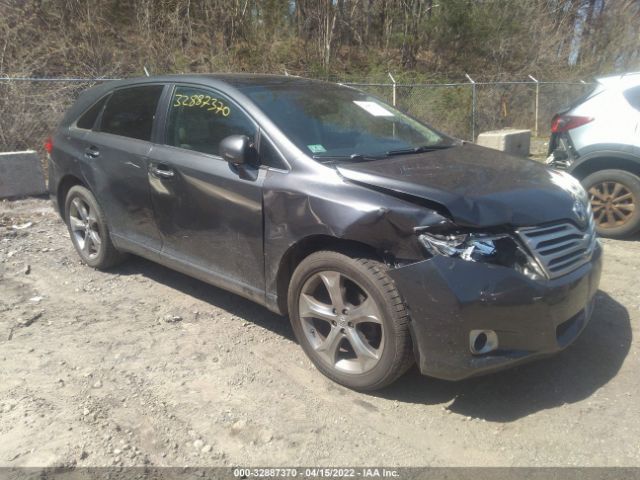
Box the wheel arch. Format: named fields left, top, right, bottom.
left=57, top=174, right=87, bottom=217
left=274, top=235, right=383, bottom=315
left=571, top=155, right=640, bottom=181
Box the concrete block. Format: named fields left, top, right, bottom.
left=476, top=129, right=531, bottom=157
left=0, top=150, right=47, bottom=198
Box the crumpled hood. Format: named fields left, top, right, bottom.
left=336, top=143, right=584, bottom=228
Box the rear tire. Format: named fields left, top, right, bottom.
left=288, top=251, right=413, bottom=391
left=64, top=185, right=126, bottom=269
left=582, top=169, right=640, bottom=239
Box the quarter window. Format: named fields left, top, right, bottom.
left=166, top=86, right=256, bottom=156
left=259, top=135, right=288, bottom=170
left=99, top=85, right=164, bottom=141
left=76, top=95, right=108, bottom=130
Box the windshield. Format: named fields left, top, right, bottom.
left=241, top=82, right=454, bottom=160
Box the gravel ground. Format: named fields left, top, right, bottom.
left=0, top=197, right=639, bottom=468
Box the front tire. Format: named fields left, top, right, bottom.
left=582, top=169, right=640, bottom=239
left=288, top=251, right=413, bottom=391
left=64, top=185, right=125, bottom=269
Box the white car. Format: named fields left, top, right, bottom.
left=547, top=72, right=640, bottom=238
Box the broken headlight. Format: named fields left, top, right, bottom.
left=418, top=232, right=545, bottom=280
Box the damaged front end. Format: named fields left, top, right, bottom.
left=264, top=150, right=602, bottom=381
left=386, top=219, right=602, bottom=381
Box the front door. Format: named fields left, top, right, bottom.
left=148, top=84, right=265, bottom=298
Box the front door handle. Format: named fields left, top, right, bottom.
left=84, top=146, right=100, bottom=158
left=149, top=163, right=175, bottom=179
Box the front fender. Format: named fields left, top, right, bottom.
left=262, top=167, right=448, bottom=312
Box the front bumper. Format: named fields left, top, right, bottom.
left=388, top=243, right=602, bottom=381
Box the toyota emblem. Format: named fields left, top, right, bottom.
left=573, top=200, right=588, bottom=226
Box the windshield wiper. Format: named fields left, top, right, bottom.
left=386, top=144, right=455, bottom=157
left=313, top=144, right=455, bottom=163
left=312, top=153, right=385, bottom=163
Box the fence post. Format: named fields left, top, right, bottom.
left=388, top=72, right=397, bottom=107
left=465, top=73, right=476, bottom=142
left=528, top=75, right=540, bottom=137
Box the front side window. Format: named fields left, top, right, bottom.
left=166, top=86, right=256, bottom=157
left=241, top=82, right=453, bottom=161
left=99, top=85, right=164, bottom=141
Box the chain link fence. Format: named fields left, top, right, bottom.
left=0, top=76, right=592, bottom=157
left=0, top=78, right=108, bottom=153
left=349, top=79, right=592, bottom=142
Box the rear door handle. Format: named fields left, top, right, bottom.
left=149, top=163, right=175, bottom=179
left=84, top=146, right=100, bottom=158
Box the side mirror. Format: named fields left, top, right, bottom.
left=220, top=135, right=250, bottom=166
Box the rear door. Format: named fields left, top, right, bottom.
left=83, top=84, right=165, bottom=250
left=147, top=84, right=266, bottom=298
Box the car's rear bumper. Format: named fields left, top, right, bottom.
left=547, top=132, right=579, bottom=169
left=47, top=155, right=63, bottom=217
left=388, top=243, right=602, bottom=381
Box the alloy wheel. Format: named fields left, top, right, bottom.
left=298, top=271, right=384, bottom=374
left=589, top=181, right=636, bottom=229
left=68, top=196, right=102, bottom=260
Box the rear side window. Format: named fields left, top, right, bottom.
left=165, top=86, right=256, bottom=156
left=76, top=95, right=108, bottom=130
left=99, top=85, right=164, bottom=141
left=623, top=86, right=640, bottom=111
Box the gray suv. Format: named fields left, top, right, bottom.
left=47, top=75, right=601, bottom=390
left=547, top=72, right=640, bottom=238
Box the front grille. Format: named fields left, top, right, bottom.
left=517, top=218, right=597, bottom=279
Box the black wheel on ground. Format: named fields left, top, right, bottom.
left=64, top=185, right=126, bottom=269
left=287, top=250, right=414, bottom=391
left=582, top=169, right=640, bottom=239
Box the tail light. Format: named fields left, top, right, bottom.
left=44, top=136, right=53, bottom=154
left=551, top=115, right=594, bottom=133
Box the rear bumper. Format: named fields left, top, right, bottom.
left=388, top=243, right=602, bottom=381
left=47, top=156, right=63, bottom=217
left=546, top=132, right=578, bottom=169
